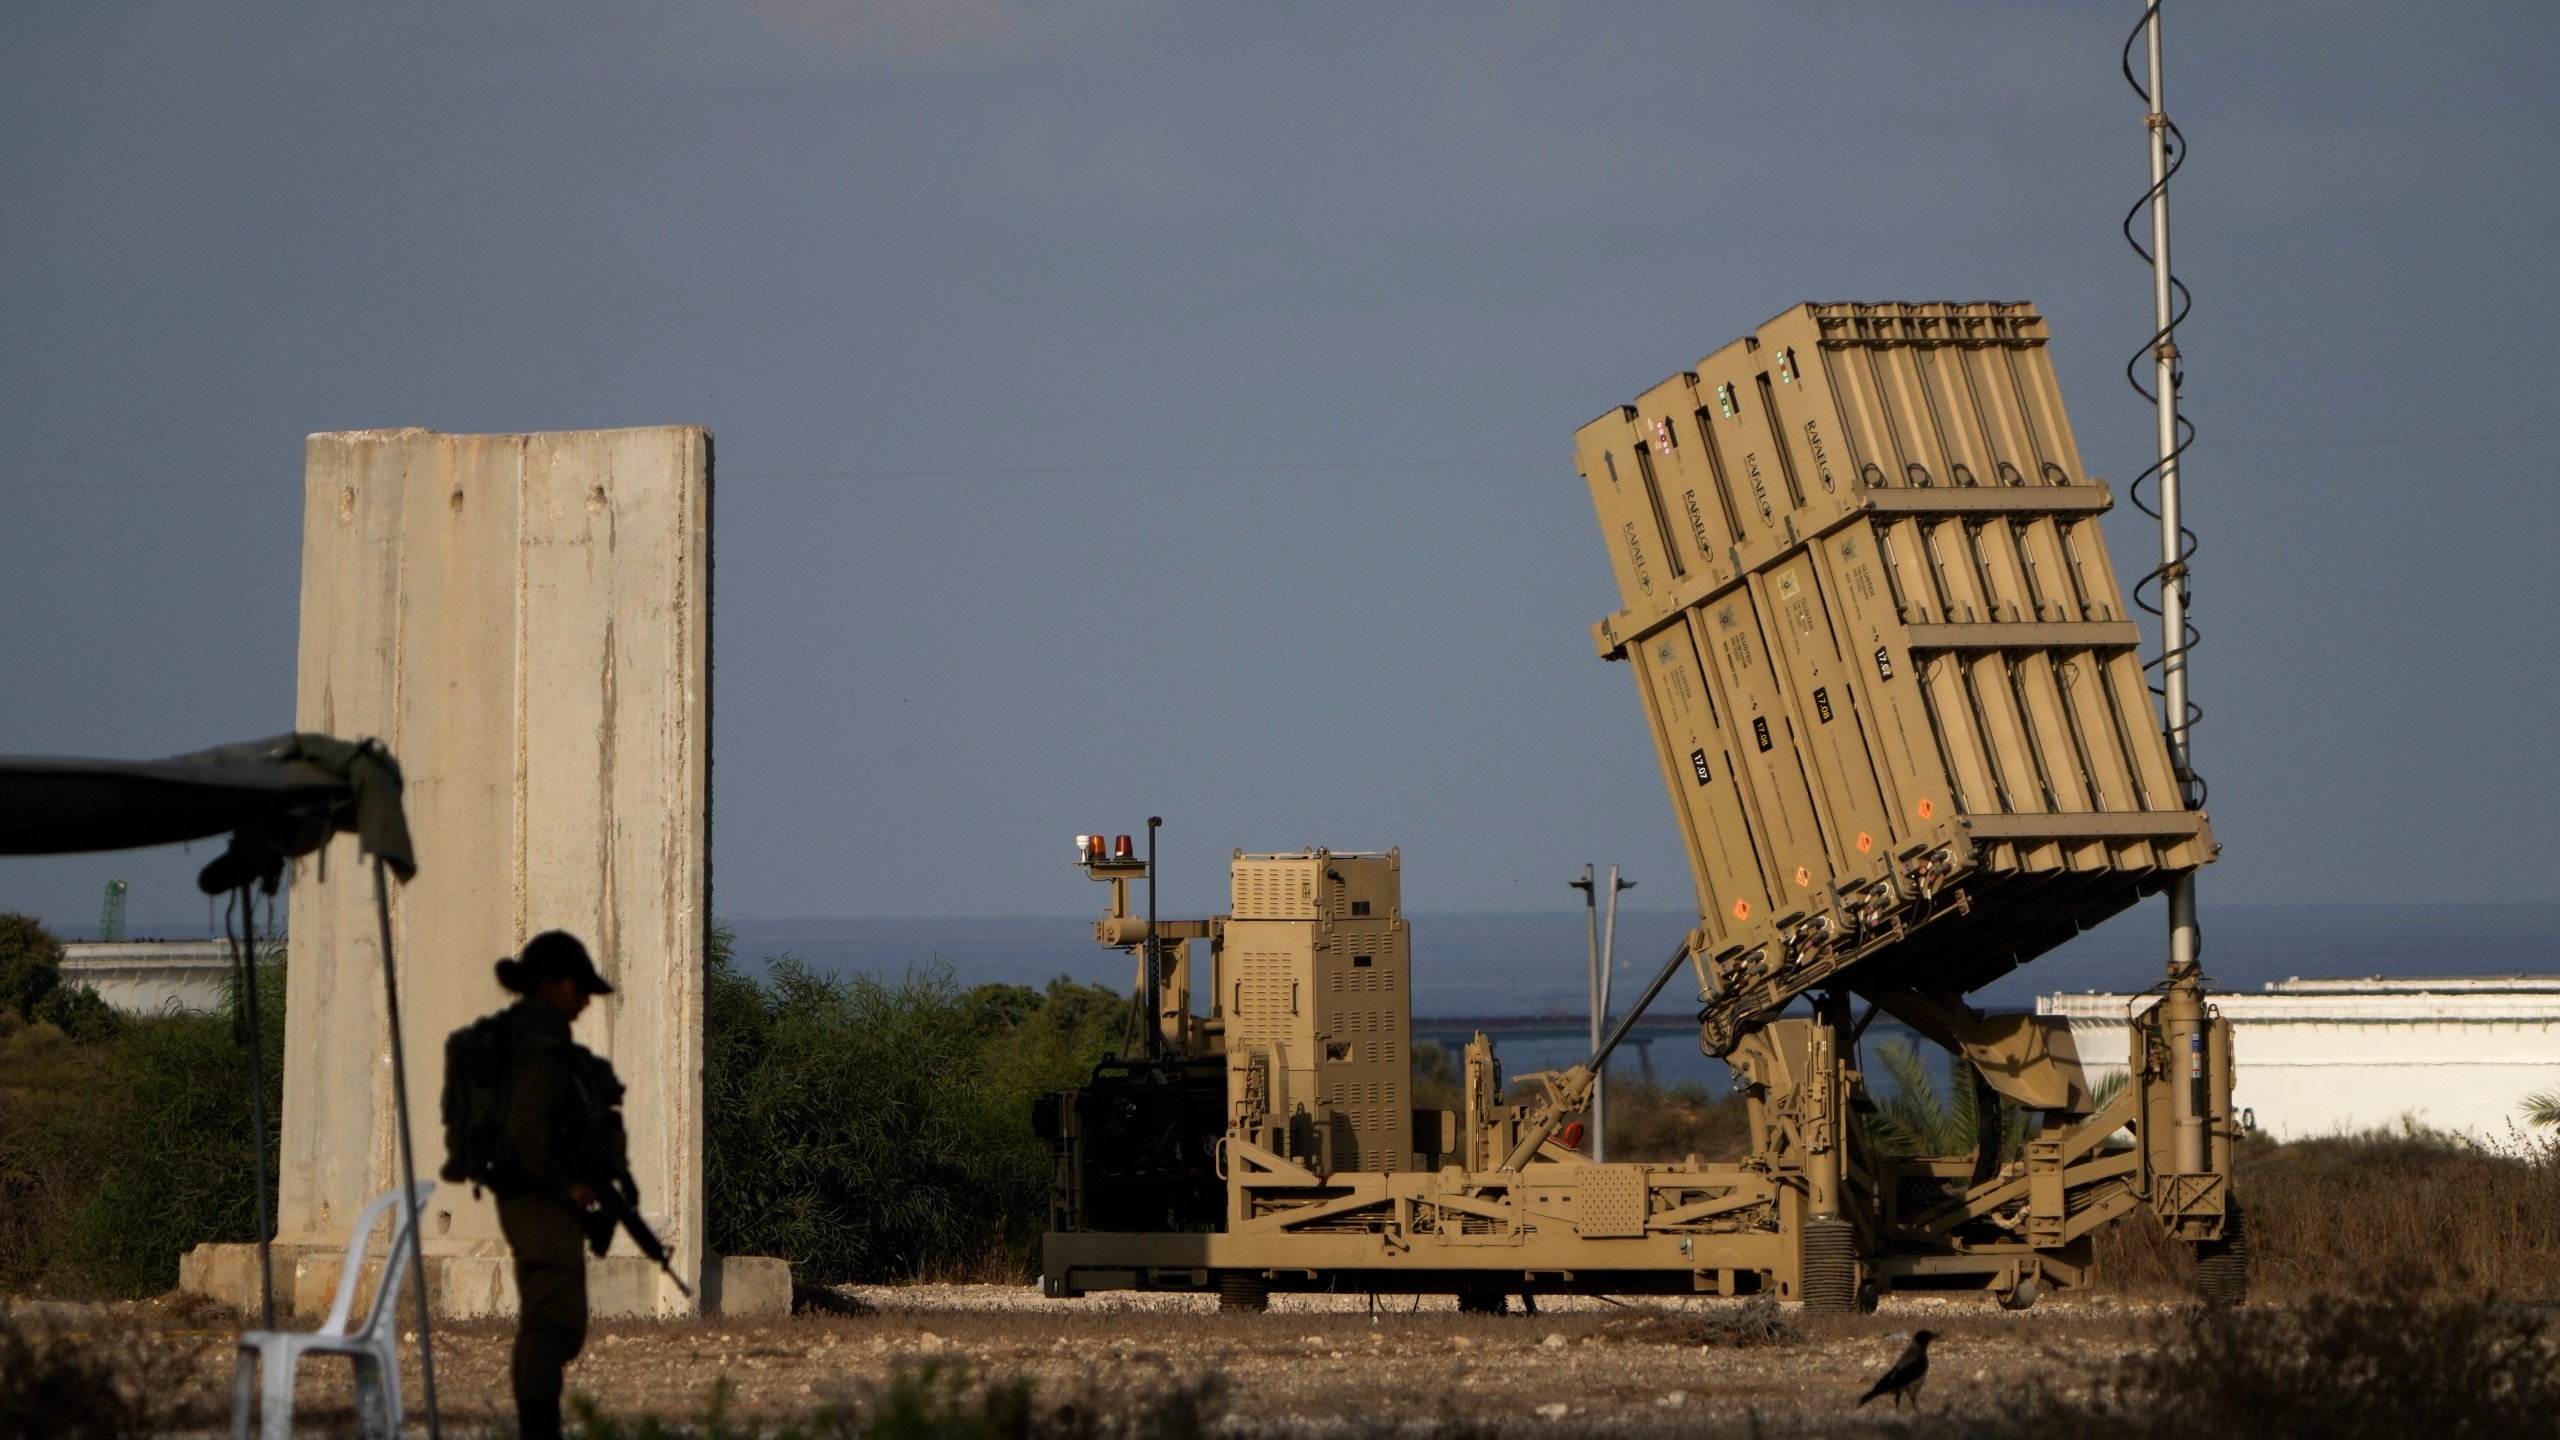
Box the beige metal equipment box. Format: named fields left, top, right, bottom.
left=1224, top=851, right=1413, bottom=1173
left=1575, top=302, right=2215, bottom=1050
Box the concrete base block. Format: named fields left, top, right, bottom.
left=176, top=1242, right=282, bottom=1316
left=702, top=1256, right=793, bottom=1318
left=435, top=1256, right=519, bottom=1319
left=290, top=1248, right=369, bottom=1319
left=586, top=1257, right=668, bottom=1318
left=181, top=1244, right=792, bottom=1320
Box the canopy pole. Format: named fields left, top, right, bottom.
left=372, top=857, right=441, bottom=1440
left=226, top=887, right=275, bottom=1330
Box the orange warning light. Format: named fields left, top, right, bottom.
left=1794, top=866, right=1812, bottom=888
left=1733, top=898, right=1751, bottom=921
left=1916, top=799, right=1935, bottom=820
left=1856, top=832, right=1874, bottom=854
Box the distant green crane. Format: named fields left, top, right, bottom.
left=99, top=878, right=127, bottom=941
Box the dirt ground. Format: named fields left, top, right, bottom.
left=26, top=1284, right=2166, bottom=1436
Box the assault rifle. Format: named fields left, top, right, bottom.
left=578, top=1173, right=694, bottom=1299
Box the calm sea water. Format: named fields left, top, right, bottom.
left=729, top=900, right=2560, bottom=1094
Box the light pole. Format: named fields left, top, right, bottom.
left=1573, top=865, right=1637, bottom=1162
left=1597, top=867, right=1635, bottom=1162
left=1570, top=867, right=1598, bottom=1156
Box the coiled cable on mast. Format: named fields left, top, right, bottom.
left=2120, top=1, right=2207, bottom=809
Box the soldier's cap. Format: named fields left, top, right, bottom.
left=513, top=930, right=614, bottom=995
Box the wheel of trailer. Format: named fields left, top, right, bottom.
left=1856, top=1279, right=1880, bottom=1314
left=1799, top=1217, right=1861, bottom=1312
left=1997, top=1273, right=2040, bottom=1311
left=1217, top=1273, right=1270, bottom=1313
left=1457, top=1292, right=1508, bottom=1316
left=2192, top=1200, right=2250, bottom=1307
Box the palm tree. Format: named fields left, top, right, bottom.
left=1864, top=1036, right=2023, bottom=1163
left=2523, top=1091, right=2560, bottom=1129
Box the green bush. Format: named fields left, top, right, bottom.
left=0, top=943, right=282, bottom=1298
left=30, top=984, right=118, bottom=1043
left=0, top=913, right=64, bottom=1021
left=705, top=927, right=1123, bottom=1283
left=1409, top=1039, right=1464, bottom=1112
left=0, top=913, right=1113, bottom=1298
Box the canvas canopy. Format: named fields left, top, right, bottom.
left=0, top=729, right=433, bottom=1404
left=0, top=732, right=414, bottom=887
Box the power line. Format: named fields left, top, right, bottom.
left=0, top=457, right=1553, bottom=493
left=2, top=432, right=2553, bottom=494
left=728, top=458, right=1555, bottom=480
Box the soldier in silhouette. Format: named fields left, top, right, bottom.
left=489, top=932, right=616, bottom=1440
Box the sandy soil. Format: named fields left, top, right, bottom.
left=22, top=1285, right=2164, bottom=1436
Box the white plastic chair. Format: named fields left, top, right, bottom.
left=231, top=1181, right=435, bottom=1440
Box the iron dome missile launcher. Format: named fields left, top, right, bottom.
left=1038, top=304, right=2242, bottom=1312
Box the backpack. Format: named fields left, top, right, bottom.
left=439, top=1008, right=519, bottom=1189
left=561, top=1046, right=632, bottom=1184
left=439, top=1007, right=633, bottom=1193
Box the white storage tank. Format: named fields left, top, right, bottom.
left=58, top=939, right=236, bottom=1016
left=2039, top=976, right=2560, bottom=1143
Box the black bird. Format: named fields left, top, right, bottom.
left=1856, top=1329, right=1936, bottom=1410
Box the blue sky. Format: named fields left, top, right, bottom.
left=3, top=2, right=2553, bottom=929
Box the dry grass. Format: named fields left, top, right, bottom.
left=1603, top=1084, right=2560, bottom=1306
left=1593, top=1296, right=1800, bottom=1349
left=1602, top=1078, right=1753, bottom=1162
left=29, top=1285, right=2553, bottom=1439
left=40, top=1290, right=2138, bottom=1437
left=1929, top=1293, right=2560, bottom=1440
left=0, top=1305, right=230, bottom=1439
left=565, top=1363, right=1231, bottom=1440
left=2095, top=1128, right=2560, bottom=1301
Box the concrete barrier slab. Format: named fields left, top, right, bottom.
left=276, top=427, right=713, bottom=1314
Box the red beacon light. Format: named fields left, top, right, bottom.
left=1075, top=833, right=1139, bottom=869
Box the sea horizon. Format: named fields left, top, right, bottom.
left=93, top=898, right=2559, bottom=1015
left=720, top=900, right=2560, bottom=1011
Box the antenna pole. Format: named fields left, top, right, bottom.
left=1597, top=867, right=1633, bottom=1163
left=1145, top=817, right=1162, bottom=1056
left=2142, top=2, right=2209, bottom=1178
left=2147, top=7, right=2190, bottom=803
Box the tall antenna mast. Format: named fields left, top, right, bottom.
left=2130, top=1, right=2210, bottom=1176
left=2144, top=6, right=2195, bottom=978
